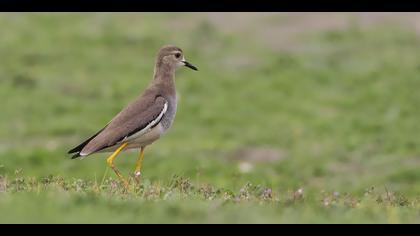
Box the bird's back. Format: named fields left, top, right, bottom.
left=70, top=81, right=176, bottom=158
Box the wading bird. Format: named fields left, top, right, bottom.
left=68, top=45, right=198, bottom=188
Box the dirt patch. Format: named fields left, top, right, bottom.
left=167, top=13, right=420, bottom=51
left=230, top=147, right=288, bottom=163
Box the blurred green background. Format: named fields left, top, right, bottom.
left=0, top=13, right=420, bottom=223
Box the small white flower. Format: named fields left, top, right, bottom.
left=297, top=188, right=304, bottom=195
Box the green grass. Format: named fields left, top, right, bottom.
left=0, top=13, right=420, bottom=223
left=0, top=175, right=418, bottom=223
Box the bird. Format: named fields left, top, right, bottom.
left=68, top=45, right=198, bottom=188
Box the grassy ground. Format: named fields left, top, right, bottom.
left=0, top=13, right=420, bottom=223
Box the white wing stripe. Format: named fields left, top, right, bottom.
left=123, top=102, right=168, bottom=142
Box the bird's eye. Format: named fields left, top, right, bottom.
left=175, top=53, right=181, bottom=59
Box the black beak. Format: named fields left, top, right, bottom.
left=183, top=61, right=198, bottom=71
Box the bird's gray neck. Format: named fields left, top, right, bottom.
left=154, top=63, right=175, bottom=78
left=153, top=65, right=176, bottom=97
left=152, top=65, right=178, bottom=131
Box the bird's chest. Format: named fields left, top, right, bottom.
left=160, top=96, right=177, bottom=130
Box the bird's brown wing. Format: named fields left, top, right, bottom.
left=69, top=93, right=167, bottom=158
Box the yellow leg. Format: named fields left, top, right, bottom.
left=133, top=147, right=145, bottom=183
left=106, top=143, right=129, bottom=188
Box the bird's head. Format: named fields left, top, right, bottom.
left=155, top=45, right=198, bottom=72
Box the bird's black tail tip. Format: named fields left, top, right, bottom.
left=71, top=153, right=82, bottom=159
left=68, top=148, right=82, bottom=159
